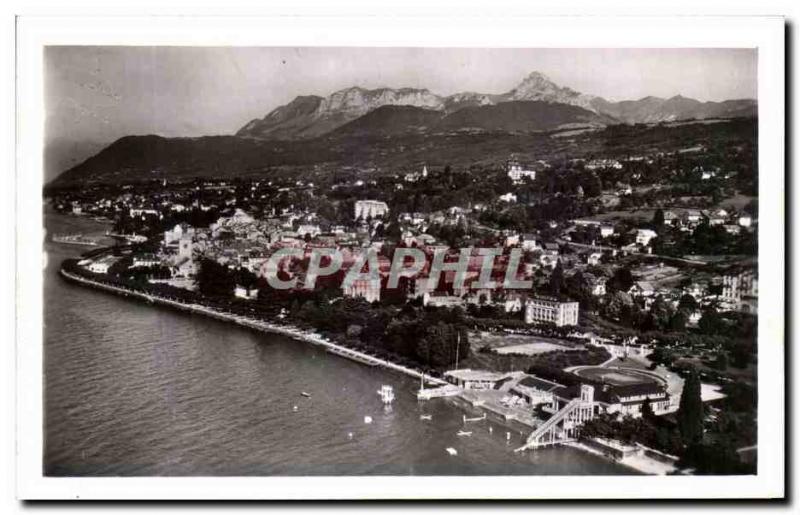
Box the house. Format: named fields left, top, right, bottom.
left=585, top=159, right=623, bottom=170
left=163, top=223, right=195, bottom=246
left=423, top=292, right=465, bottom=308
left=628, top=281, right=655, bottom=298
left=684, top=210, right=703, bottom=225
left=738, top=215, right=753, bottom=228
left=499, top=192, right=518, bottom=203
left=602, top=383, right=672, bottom=417
left=510, top=375, right=564, bottom=406
left=507, top=160, right=537, bottom=183
left=171, top=256, right=197, bottom=278
left=87, top=255, right=122, bottom=274
left=587, top=252, right=602, bottom=266
left=521, top=234, right=540, bottom=251
left=504, top=233, right=520, bottom=247
left=540, top=253, right=558, bottom=269
left=635, top=229, right=658, bottom=246
left=706, top=210, right=727, bottom=226
left=663, top=210, right=680, bottom=226
left=723, top=224, right=742, bottom=235
left=682, top=281, right=707, bottom=299
left=131, top=253, right=161, bottom=268
left=585, top=274, right=607, bottom=297
left=599, top=225, right=615, bottom=238
left=444, top=369, right=509, bottom=390
left=296, top=224, right=321, bottom=238
left=545, top=382, right=671, bottom=418
left=234, top=285, right=259, bottom=300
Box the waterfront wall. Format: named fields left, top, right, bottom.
left=59, top=268, right=446, bottom=386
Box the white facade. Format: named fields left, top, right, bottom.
left=722, top=270, right=758, bottom=302
left=87, top=255, right=122, bottom=274
left=600, top=225, right=615, bottom=238
left=524, top=298, right=579, bottom=326
left=354, top=200, right=389, bottom=221
left=635, top=229, right=657, bottom=246
left=507, top=163, right=536, bottom=183
left=343, top=278, right=381, bottom=303
left=234, top=285, right=259, bottom=300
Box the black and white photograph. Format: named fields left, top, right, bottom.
left=10, top=12, right=786, bottom=501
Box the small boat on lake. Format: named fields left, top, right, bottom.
left=463, top=413, right=487, bottom=423
left=377, top=385, right=395, bottom=404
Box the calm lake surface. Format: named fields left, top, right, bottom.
left=43, top=211, right=633, bottom=476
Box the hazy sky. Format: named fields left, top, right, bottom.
left=45, top=47, right=757, bottom=144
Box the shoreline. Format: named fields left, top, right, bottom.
left=562, top=441, right=677, bottom=476
left=59, top=267, right=447, bottom=386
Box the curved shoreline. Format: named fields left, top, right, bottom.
left=59, top=267, right=446, bottom=386
left=58, top=266, right=658, bottom=475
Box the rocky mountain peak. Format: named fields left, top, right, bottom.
left=505, top=70, right=596, bottom=112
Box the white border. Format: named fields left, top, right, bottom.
left=15, top=15, right=785, bottom=500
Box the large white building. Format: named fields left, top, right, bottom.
left=164, top=223, right=196, bottom=246
left=507, top=161, right=537, bottom=183
left=524, top=297, right=579, bottom=326
left=354, top=200, right=389, bottom=221
left=342, top=278, right=381, bottom=303
left=722, top=269, right=758, bottom=313
left=87, top=255, right=123, bottom=274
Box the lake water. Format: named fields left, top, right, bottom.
left=43, top=211, right=633, bottom=476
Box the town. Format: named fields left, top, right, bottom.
left=48, top=125, right=758, bottom=475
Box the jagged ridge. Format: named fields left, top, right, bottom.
left=237, top=71, right=756, bottom=141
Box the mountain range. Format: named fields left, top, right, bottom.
left=49, top=71, right=757, bottom=186
left=236, top=71, right=756, bottom=140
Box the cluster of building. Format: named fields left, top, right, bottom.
left=444, top=368, right=672, bottom=420
left=65, top=153, right=757, bottom=331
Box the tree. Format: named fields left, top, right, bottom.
left=641, top=396, right=655, bottom=421
left=714, top=352, right=729, bottom=371
left=649, top=346, right=675, bottom=367
left=648, top=295, right=674, bottom=332
left=698, top=308, right=724, bottom=335
left=678, top=293, right=698, bottom=312
left=652, top=208, right=665, bottom=227
left=196, top=258, right=235, bottom=298
left=609, top=266, right=635, bottom=293
left=668, top=310, right=688, bottom=332
left=604, top=290, right=634, bottom=322
left=549, top=260, right=565, bottom=295
left=677, top=368, right=704, bottom=445
left=732, top=341, right=752, bottom=369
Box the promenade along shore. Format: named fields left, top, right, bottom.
left=59, top=266, right=447, bottom=387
